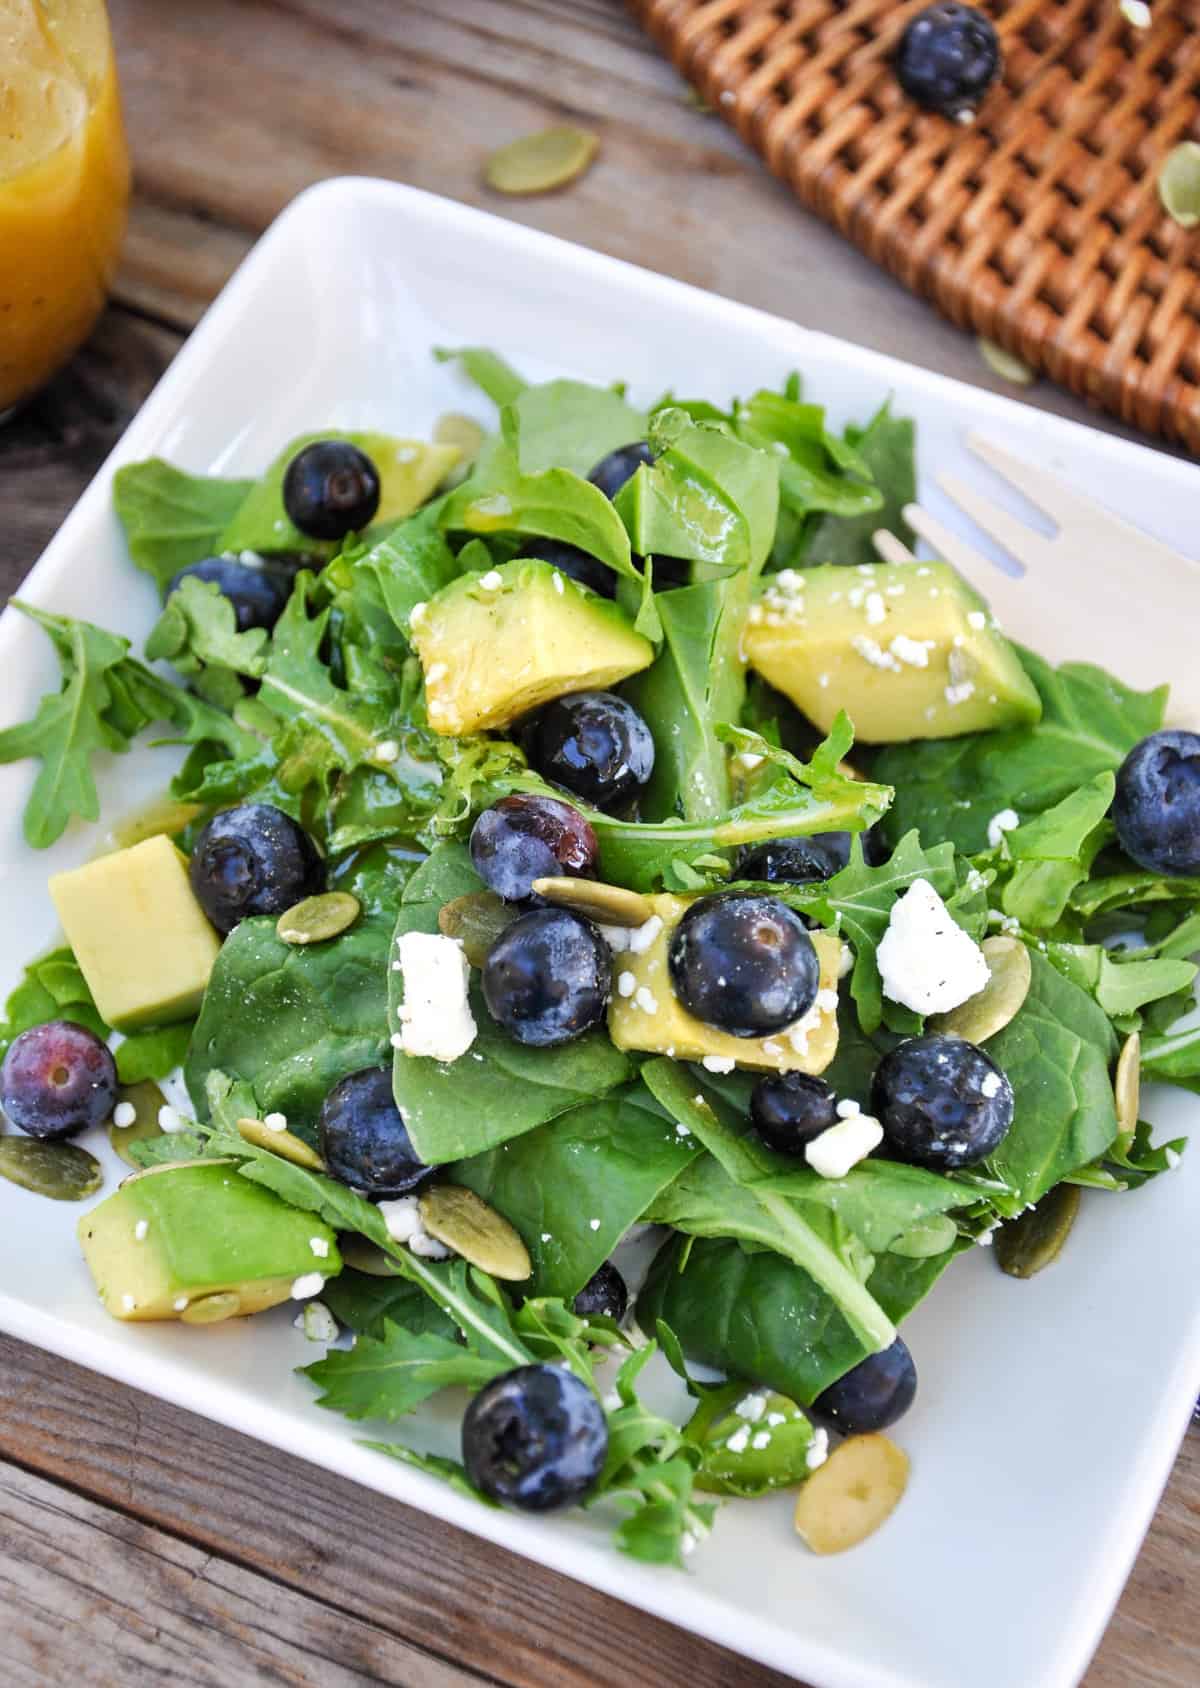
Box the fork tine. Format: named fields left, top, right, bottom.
left=901, top=501, right=1035, bottom=632
left=871, top=528, right=917, bottom=566
left=965, top=433, right=1107, bottom=533
left=935, top=472, right=1056, bottom=568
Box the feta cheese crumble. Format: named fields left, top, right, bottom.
left=987, top=807, right=1021, bottom=848
left=290, top=1272, right=325, bottom=1301
left=173, top=1296, right=189, bottom=1312
left=295, top=1301, right=338, bottom=1343
left=589, top=1218, right=601, bottom=1231
left=804, top=1112, right=884, bottom=1179
left=864, top=590, right=886, bottom=625
left=806, top=1427, right=830, bottom=1470
left=734, top=1392, right=767, bottom=1421
left=157, top=1105, right=187, bottom=1134
left=310, top=1236, right=330, bottom=1259
left=477, top=568, right=503, bottom=590
left=980, top=1071, right=1002, bottom=1099
left=725, top=1424, right=751, bottom=1455
left=134, top=1220, right=148, bottom=1242
left=751, top=1430, right=772, bottom=1451
left=701, top=1054, right=737, bottom=1074
left=263, top=1112, right=287, bottom=1132
left=377, top=1195, right=453, bottom=1258
left=394, top=931, right=477, bottom=1062
left=111, top=1101, right=136, bottom=1129
left=617, top=970, right=637, bottom=998
left=633, top=986, right=659, bottom=1014
left=121, top=1294, right=136, bottom=1313
left=876, top=878, right=990, bottom=1014
left=627, top=915, right=663, bottom=955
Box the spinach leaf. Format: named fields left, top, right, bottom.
left=451, top=1083, right=701, bottom=1298
left=433, top=345, right=527, bottom=408
left=388, top=846, right=632, bottom=1162
left=185, top=859, right=399, bottom=1136
left=1069, top=869, right=1200, bottom=924
left=1044, top=943, right=1197, bottom=1021
left=982, top=951, right=1119, bottom=1206
left=340, top=504, right=461, bottom=638
left=1142, top=1017, right=1200, bottom=1091
left=799, top=403, right=916, bottom=568
left=982, top=773, right=1116, bottom=930
left=876, top=650, right=1167, bottom=854
left=112, top=459, right=255, bottom=591
left=640, top=1062, right=895, bottom=1352
left=508, top=380, right=647, bottom=477
left=321, top=1270, right=459, bottom=1342
left=734, top=388, right=880, bottom=521
left=638, top=1233, right=954, bottom=1405
left=114, top=1023, right=193, bottom=1085
left=0, top=947, right=107, bottom=1059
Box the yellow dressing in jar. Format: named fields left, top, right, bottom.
left=0, top=0, right=129, bottom=412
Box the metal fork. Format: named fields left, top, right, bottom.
left=871, top=433, right=1200, bottom=729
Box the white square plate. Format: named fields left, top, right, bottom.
left=1, top=179, right=1198, bottom=1688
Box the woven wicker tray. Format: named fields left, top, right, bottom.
left=631, top=0, right=1200, bottom=453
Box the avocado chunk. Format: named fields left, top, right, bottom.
left=49, top=834, right=220, bottom=1032
left=78, top=1161, right=341, bottom=1322
left=743, top=560, right=1041, bottom=743
left=608, top=894, right=842, bottom=1073
left=412, top=557, right=655, bottom=737
left=218, top=431, right=461, bottom=556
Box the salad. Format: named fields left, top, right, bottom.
left=0, top=349, right=1198, bottom=1566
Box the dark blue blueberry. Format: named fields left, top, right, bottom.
left=815, top=1337, right=918, bottom=1434
left=738, top=836, right=842, bottom=886
left=587, top=440, right=656, bottom=501
left=895, top=3, right=1002, bottom=120
left=812, top=824, right=892, bottom=870
left=521, top=537, right=616, bottom=599
left=573, top=1261, right=629, bottom=1324
left=282, top=439, right=381, bottom=540
left=529, top=692, right=655, bottom=810
left=668, top=892, right=819, bottom=1038
left=462, top=1362, right=609, bottom=1511
left=318, top=1066, right=430, bottom=1199
left=166, top=556, right=291, bottom=633
left=189, top=802, right=325, bottom=935
left=0, top=1021, right=117, bottom=1141
left=469, top=794, right=598, bottom=904
left=1111, top=730, right=1200, bottom=877
left=872, top=1034, right=1013, bottom=1170
left=749, top=1071, right=838, bottom=1155
left=482, top=908, right=611, bottom=1047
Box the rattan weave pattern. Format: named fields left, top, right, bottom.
left=631, top=0, right=1200, bottom=451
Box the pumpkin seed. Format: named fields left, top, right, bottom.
left=1158, top=141, right=1200, bottom=229
left=276, top=891, right=360, bottom=946
left=236, top=1116, right=326, bottom=1171
left=418, top=1186, right=532, bottom=1281
left=107, top=1080, right=168, bottom=1169
left=793, top=1433, right=909, bottom=1555
left=1115, top=1030, right=1141, bottom=1146
left=0, top=1137, right=103, bottom=1201
left=994, top=1183, right=1081, bottom=1279
left=438, top=891, right=519, bottom=966
left=434, top=412, right=486, bottom=467
left=889, top=1213, right=958, bottom=1259
left=339, top=1235, right=405, bottom=1277
left=531, top=877, right=656, bottom=928
left=977, top=337, right=1035, bottom=386
left=929, top=935, right=1031, bottom=1044
left=180, top=1292, right=242, bottom=1324
left=484, top=126, right=599, bottom=196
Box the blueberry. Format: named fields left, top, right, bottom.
left=189, top=802, right=325, bottom=935
left=815, top=1337, right=917, bottom=1434
left=528, top=692, right=655, bottom=810
left=521, top=537, right=616, bottom=599
left=668, top=892, right=819, bottom=1038
left=462, top=1362, right=609, bottom=1511
left=482, top=908, right=611, bottom=1047
left=318, top=1066, right=430, bottom=1198
left=872, top=1034, right=1013, bottom=1170
left=749, top=1071, right=838, bottom=1155
left=282, top=440, right=381, bottom=540
left=573, top=1261, right=629, bottom=1323
left=895, top=3, right=1002, bottom=120
left=812, top=825, right=892, bottom=870
left=166, top=556, right=291, bottom=633
left=738, top=836, right=842, bottom=886
left=1112, top=730, right=1200, bottom=877
left=469, top=794, right=598, bottom=903
left=1, top=1021, right=117, bottom=1141
left=587, top=440, right=656, bottom=500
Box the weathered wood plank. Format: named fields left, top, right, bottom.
left=0, top=1455, right=490, bottom=1688
left=0, top=1332, right=798, bottom=1688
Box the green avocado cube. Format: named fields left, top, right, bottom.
left=218, top=431, right=461, bottom=556
left=411, top=557, right=655, bottom=736
left=743, top=559, right=1042, bottom=743
left=78, top=1161, right=341, bottom=1322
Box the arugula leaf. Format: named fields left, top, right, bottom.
left=450, top=1083, right=701, bottom=1298
left=982, top=773, right=1116, bottom=930
left=303, top=1319, right=508, bottom=1421
left=1142, top=1017, right=1200, bottom=1091
left=640, top=1061, right=896, bottom=1352
left=342, top=504, right=461, bottom=637
left=144, top=574, right=269, bottom=709
left=388, top=846, right=632, bottom=1162
left=361, top=1440, right=498, bottom=1507
left=112, top=459, right=254, bottom=591
left=433, top=345, right=528, bottom=408
left=734, top=388, right=880, bottom=521
left=876, top=649, right=1167, bottom=854
left=0, top=947, right=107, bottom=1060
left=1044, top=943, right=1197, bottom=1021
left=799, top=403, right=916, bottom=568
left=683, top=1384, right=817, bottom=1498
left=1069, top=869, right=1200, bottom=924
left=982, top=951, right=1119, bottom=1206
left=115, top=1023, right=193, bottom=1085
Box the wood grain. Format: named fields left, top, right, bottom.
left=1, top=4, right=1197, bottom=1685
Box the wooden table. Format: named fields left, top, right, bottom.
left=1, top=4, right=1197, bottom=1683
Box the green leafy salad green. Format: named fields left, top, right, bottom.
left=0, top=348, right=1196, bottom=1568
